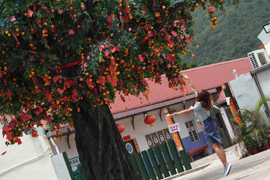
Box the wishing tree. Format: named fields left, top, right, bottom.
left=0, top=0, right=239, bottom=179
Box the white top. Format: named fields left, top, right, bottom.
left=189, top=92, right=220, bottom=123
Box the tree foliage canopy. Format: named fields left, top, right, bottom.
left=0, top=0, right=239, bottom=145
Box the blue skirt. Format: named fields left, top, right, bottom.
left=202, top=116, right=223, bottom=147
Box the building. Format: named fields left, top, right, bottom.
left=3, top=20, right=270, bottom=179
left=47, top=57, right=253, bottom=169
left=228, top=24, right=270, bottom=122
left=110, top=57, right=253, bottom=160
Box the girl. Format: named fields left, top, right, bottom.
left=167, top=74, right=232, bottom=177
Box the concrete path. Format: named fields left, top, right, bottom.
left=164, top=145, right=241, bottom=180
left=169, top=147, right=270, bottom=180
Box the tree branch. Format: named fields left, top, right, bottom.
left=84, top=0, right=99, bottom=16
left=0, top=55, right=25, bottom=76
left=78, top=0, right=99, bottom=25
left=168, top=0, right=186, bottom=16
left=11, top=55, right=24, bottom=63
left=44, top=42, right=60, bottom=54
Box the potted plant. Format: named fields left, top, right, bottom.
left=232, top=120, right=253, bottom=156
left=265, top=139, right=270, bottom=150
left=232, top=96, right=270, bottom=156
left=250, top=139, right=259, bottom=154
left=244, top=138, right=254, bottom=155
left=258, top=139, right=265, bottom=152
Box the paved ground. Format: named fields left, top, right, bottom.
left=189, top=145, right=239, bottom=170
left=169, top=146, right=270, bottom=180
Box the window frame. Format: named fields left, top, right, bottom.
left=145, top=128, right=172, bottom=148
left=185, top=120, right=200, bottom=142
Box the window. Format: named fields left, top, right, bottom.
left=185, top=120, right=200, bottom=142
left=145, top=128, right=172, bottom=148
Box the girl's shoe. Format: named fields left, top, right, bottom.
left=224, top=163, right=232, bottom=176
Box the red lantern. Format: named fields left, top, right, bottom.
left=144, top=115, right=156, bottom=127
left=117, top=124, right=125, bottom=136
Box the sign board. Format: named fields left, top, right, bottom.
left=123, top=135, right=131, bottom=141
left=124, top=138, right=140, bottom=155
left=133, top=138, right=141, bottom=153
left=126, top=142, right=134, bottom=154
left=164, top=109, right=183, bottom=151
left=168, top=123, right=180, bottom=133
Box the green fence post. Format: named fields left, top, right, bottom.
left=75, top=175, right=83, bottom=180
left=165, top=107, right=192, bottom=171
left=131, top=154, right=141, bottom=174
left=160, top=143, right=176, bottom=175
left=168, top=140, right=184, bottom=173
left=142, top=151, right=157, bottom=180
left=153, top=146, right=170, bottom=178
left=135, top=153, right=150, bottom=180
left=148, top=148, right=163, bottom=179
left=62, top=152, right=76, bottom=180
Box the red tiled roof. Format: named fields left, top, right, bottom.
left=213, top=89, right=226, bottom=105
left=110, top=57, right=253, bottom=114
left=213, top=84, right=235, bottom=105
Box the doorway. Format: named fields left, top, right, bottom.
left=215, top=112, right=232, bottom=148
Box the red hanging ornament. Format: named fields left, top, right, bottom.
left=144, top=115, right=156, bottom=127
left=117, top=124, right=125, bottom=136
left=32, top=130, right=38, bottom=137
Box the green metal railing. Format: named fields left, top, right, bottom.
left=165, top=107, right=192, bottom=171
left=63, top=141, right=189, bottom=180
left=132, top=140, right=189, bottom=179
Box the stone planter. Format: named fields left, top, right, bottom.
left=265, top=143, right=270, bottom=150
left=247, top=149, right=254, bottom=155
left=252, top=147, right=259, bottom=154
left=258, top=145, right=264, bottom=152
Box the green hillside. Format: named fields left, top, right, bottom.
left=183, top=0, right=270, bottom=66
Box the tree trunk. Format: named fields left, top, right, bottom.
left=71, top=98, right=142, bottom=180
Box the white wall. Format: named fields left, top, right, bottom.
left=220, top=107, right=235, bottom=140
left=230, top=73, right=270, bottom=123
left=51, top=154, right=72, bottom=180
left=264, top=41, right=270, bottom=58
left=49, top=133, right=79, bottom=159
left=117, top=100, right=203, bottom=152
left=0, top=127, right=58, bottom=180
left=258, top=29, right=270, bottom=58
left=48, top=101, right=203, bottom=157
left=230, top=73, right=262, bottom=110
left=256, top=68, right=270, bottom=114
left=49, top=97, right=223, bottom=157
left=229, top=73, right=269, bottom=122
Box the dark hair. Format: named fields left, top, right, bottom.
left=196, top=89, right=213, bottom=111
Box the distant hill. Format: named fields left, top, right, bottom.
left=182, top=0, right=270, bottom=66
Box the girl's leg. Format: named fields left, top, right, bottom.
left=211, top=142, right=227, bottom=168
